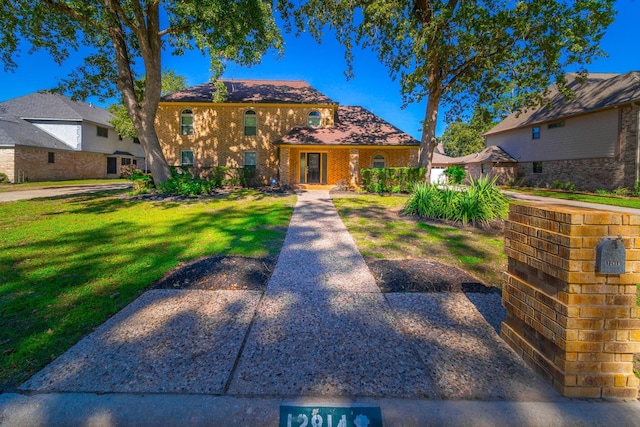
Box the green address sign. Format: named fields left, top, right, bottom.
left=279, top=405, right=383, bottom=427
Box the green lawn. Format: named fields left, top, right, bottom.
left=0, top=189, right=295, bottom=390
left=0, top=179, right=130, bottom=193
left=509, top=188, right=640, bottom=209
left=332, top=194, right=506, bottom=287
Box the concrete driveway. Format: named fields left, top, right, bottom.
left=0, top=183, right=132, bottom=202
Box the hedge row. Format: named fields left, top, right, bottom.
left=361, top=167, right=427, bottom=194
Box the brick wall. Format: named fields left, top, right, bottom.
left=12, top=147, right=119, bottom=182
left=465, top=162, right=517, bottom=184
left=517, top=106, right=638, bottom=191
left=0, top=148, right=15, bottom=182
left=503, top=203, right=640, bottom=399
left=156, top=104, right=335, bottom=185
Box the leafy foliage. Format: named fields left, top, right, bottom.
left=360, top=167, right=426, bottom=194
left=443, top=165, right=466, bottom=185
left=403, top=177, right=508, bottom=225
left=441, top=108, right=496, bottom=157
left=0, top=173, right=9, bottom=184
left=283, top=1, right=615, bottom=179
left=2, top=1, right=284, bottom=184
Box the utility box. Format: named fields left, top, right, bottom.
left=596, top=238, right=626, bottom=274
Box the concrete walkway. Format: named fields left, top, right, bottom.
left=0, top=183, right=131, bottom=202
left=2, top=191, right=640, bottom=426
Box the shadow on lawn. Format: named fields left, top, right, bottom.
left=0, top=191, right=293, bottom=390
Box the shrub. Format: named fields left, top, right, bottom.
left=158, top=173, right=214, bottom=196
left=129, top=170, right=154, bottom=193
left=0, top=172, right=9, bottom=183
left=595, top=189, right=610, bottom=195
left=443, top=165, right=466, bottom=185
left=361, top=167, right=426, bottom=194
left=613, top=187, right=630, bottom=196
left=633, top=180, right=640, bottom=197
left=403, top=176, right=508, bottom=225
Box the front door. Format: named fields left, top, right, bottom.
left=307, top=153, right=321, bottom=183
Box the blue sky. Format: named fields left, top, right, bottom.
left=0, top=0, right=638, bottom=140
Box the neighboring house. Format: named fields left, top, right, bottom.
left=0, top=92, right=146, bottom=183
left=157, top=80, right=420, bottom=186
left=434, top=145, right=518, bottom=184
left=484, top=72, right=640, bottom=190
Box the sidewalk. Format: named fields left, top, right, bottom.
left=2, top=191, right=640, bottom=426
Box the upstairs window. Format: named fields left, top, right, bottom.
left=181, top=109, right=194, bottom=135
left=372, top=154, right=386, bottom=168
left=244, top=110, right=257, bottom=136
left=181, top=150, right=194, bottom=166
left=307, top=111, right=321, bottom=127
left=532, top=126, right=540, bottom=140
left=97, top=126, right=108, bottom=138
left=548, top=121, right=565, bottom=129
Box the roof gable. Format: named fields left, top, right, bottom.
left=161, top=79, right=336, bottom=104
left=486, top=72, right=640, bottom=135
left=0, top=115, right=74, bottom=150
left=0, top=92, right=113, bottom=126
left=276, top=106, right=419, bottom=146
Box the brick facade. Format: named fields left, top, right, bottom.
left=517, top=106, right=638, bottom=191
left=0, top=146, right=145, bottom=183
left=155, top=103, right=335, bottom=185
left=465, top=163, right=518, bottom=184
left=503, top=203, right=640, bottom=399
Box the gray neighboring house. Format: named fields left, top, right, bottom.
left=0, top=92, right=146, bottom=183
left=484, top=72, right=640, bottom=191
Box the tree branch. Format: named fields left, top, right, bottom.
left=41, top=0, right=101, bottom=28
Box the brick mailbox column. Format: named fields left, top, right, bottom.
left=502, top=203, right=640, bottom=399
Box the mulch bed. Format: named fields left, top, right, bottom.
left=152, top=254, right=500, bottom=294
left=152, top=255, right=277, bottom=291
left=367, top=258, right=500, bottom=293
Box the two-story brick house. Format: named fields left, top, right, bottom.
left=0, top=92, right=146, bottom=183
left=485, top=72, right=640, bottom=190
left=157, top=80, right=420, bottom=186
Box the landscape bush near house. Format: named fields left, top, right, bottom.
left=0, top=173, right=9, bottom=184
left=361, top=167, right=426, bottom=194
left=404, top=176, right=509, bottom=225
left=443, top=165, right=466, bottom=185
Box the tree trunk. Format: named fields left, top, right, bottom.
left=418, top=91, right=442, bottom=182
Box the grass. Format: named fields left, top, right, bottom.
left=0, top=178, right=130, bottom=193
left=332, top=194, right=506, bottom=287
left=0, top=189, right=295, bottom=390
left=510, top=188, right=640, bottom=209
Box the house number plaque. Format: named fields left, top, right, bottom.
left=595, top=237, right=626, bottom=275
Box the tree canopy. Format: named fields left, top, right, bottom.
left=441, top=108, right=496, bottom=157
left=109, top=70, right=187, bottom=139
left=283, top=0, right=616, bottom=180
left=1, top=1, right=283, bottom=184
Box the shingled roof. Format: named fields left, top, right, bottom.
left=161, top=79, right=336, bottom=104
left=275, top=106, right=420, bottom=146
left=0, top=92, right=113, bottom=126
left=486, top=72, right=640, bottom=135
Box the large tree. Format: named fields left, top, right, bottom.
left=282, top=0, right=615, bottom=180
left=1, top=1, right=283, bottom=184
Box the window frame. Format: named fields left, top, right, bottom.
left=48, top=152, right=55, bottom=164
left=307, top=111, right=321, bottom=127
left=97, top=126, right=109, bottom=138
left=180, top=109, right=194, bottom=136
left=244, top=110, right=257, bottom=136
left=181, top=150, right=194, bottom=166
left=372, top=154, right=386, bottom=169
left=532, top=126, right=540, bottom=140
left=548, top=121, right=565, bottom=129
left=121, top=158, right=132, bottom=166
left=533, top=161, right=543, bottom=174
left=244, top=151, right=257, bottom=169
